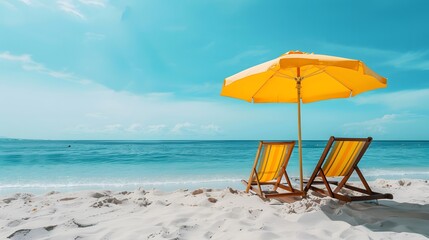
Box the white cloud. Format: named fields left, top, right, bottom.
left=0, top=51, right=317, bottom=140
left=48, top=71, right=74, bottom=79
left=171, top=122, right=193, bottom=134
left=79, top=0, right=105, bottom=7
left=146, top=124, right=167, bottom=133
left=4, top=0, right=109, bottom=20
left=0, top=51, right=46, bottom=73
left=66, top=122, right=221, bottom=137
left=0, top=75, right=239, bottom=139
left=0, top=52, right=32, bottom=62
left=126, top=123, right=143, bottom=133
left=170, top=123, right=222, bottom=136
left=340, top=113, right=428, bottom=139
left=320, top=42, right=429, bottom=71
left=385, top=51, right=429, bottom=71
left=20, top=0, right=32, bottom=5
left=354, top=89, right=429, bottom=110
left=0, top=51, right=92, bottom=85
left=102, top=124, right=123, bottom=132
left=200, top=124, right=221, bottom=135
left=68, top=123, right=143, bottom=134
left=57, top=0, right=85, bottom=19
left=343, top=114, right=398, bottom=134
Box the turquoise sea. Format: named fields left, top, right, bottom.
left=0, top=139, right=428, bottom=195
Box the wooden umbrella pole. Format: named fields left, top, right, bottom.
left=296, top=67, right=303, bottom=191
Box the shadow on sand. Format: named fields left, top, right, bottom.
left=321, top=199, right=429, bottom=237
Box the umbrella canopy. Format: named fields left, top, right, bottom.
left=221, top=50, right=387, bottom=191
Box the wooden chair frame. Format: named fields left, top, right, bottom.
left=304, top=136, right=393, bottom=202
left=242, top=141, right=304, bottom=198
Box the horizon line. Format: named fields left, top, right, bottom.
left=2, top=137, right=429, bottom=142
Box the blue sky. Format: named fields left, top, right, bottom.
left=0, top=0, right=428, bottom=140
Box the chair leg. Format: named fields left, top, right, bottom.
left=355, top=166, right=373, bottom=194
left=319, top=170, right=334, bottom=198
left=253, top=169, right=264, bottom=198
left=283, top=170, right=295, bottom=192
left=323, top=180, right=393, bottom=202
left=304, top=137, right=335, bottom=192
left=246, top=142, right=263, bottom=193
left=242, top=180, right=305, bottom=198
left=242, top=180, right=263, bottom=197
left=304, top=137, right=393, bottom=202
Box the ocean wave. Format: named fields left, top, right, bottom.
left=0, top=178, right=242, bottom=190
left=362, top=169, right=429, bottom=177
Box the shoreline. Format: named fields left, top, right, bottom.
left=1, top=177, right=428, bottom=196
left=1, top=179, right=428, bottom=239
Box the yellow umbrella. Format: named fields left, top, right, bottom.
left=220, top=50, right=387, bottom=191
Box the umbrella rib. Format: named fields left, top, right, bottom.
left=275, top=66, right=326, bottom=79
left=323, top=70, right=354, bottom=95
left=250, top=71, right=278, bottom=101
left=302, top=66, right=327, bottom=79
left=272, top=71, right=295, bottom=79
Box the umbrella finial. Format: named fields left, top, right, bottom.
left=285, top=50, right=305, bottom=55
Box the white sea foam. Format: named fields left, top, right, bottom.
left=0, top=178, right=242, bottom=192
left=362, top=169, right=429, bottom=179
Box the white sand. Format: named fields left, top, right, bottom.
left=1, top=179, right=428, bottom=240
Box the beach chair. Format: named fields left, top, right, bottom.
left=304, top=136, right=393, bottom=202
left=242, top=141, right=304, bottom=198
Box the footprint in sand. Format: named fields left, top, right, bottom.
left=7, top=220, right=21, bottom=227
left=3, top=198, right=17, bottom=204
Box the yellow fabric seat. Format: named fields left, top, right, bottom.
left=322, top=140, right=366, bottom=177
left=256, top=143, right=291, bottom=182
left=305, top=136, right=393, bottom=202
left=243, top=141, right=304, bottom=199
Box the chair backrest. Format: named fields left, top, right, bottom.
left=255, top=141, right=295, bottom=182
left=321, top=137, right=372, bottom=177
